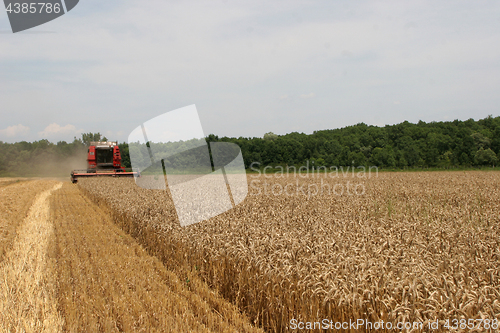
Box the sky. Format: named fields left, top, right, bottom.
left=1, top=0, right=500, bottom=143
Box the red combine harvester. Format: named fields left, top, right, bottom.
left=71, top=141, right=139, bottom=183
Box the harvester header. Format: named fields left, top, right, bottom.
left=71, top=141, right=139, bottom=183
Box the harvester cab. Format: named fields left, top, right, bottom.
left=71, top=141, right=139, bottom=183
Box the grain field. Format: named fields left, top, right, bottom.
left=0, top=180, right=262, bottom=332
left=79, top=171, right=500, bottom=332
left=50, top=183, right=262, bottom=333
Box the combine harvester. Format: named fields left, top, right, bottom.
left=71, top=141, right=139, bottom=183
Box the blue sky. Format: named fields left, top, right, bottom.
left=1, top=0, right=499, bottom=143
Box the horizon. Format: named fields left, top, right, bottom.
left=1, top=114, right=496, bottom=145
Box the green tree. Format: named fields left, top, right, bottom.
left=81, top=132, right=108, bottom=146
left=118, top=142, right=131, bottom=168
left=474, top=148, right=498, bottom=166
left=438, top=151, right=453, bottom=168
left=470, top=132, right=491, bottom=149
left=348, top=151, right=366, bottom=166
left=370, top=146, right=396, bottom=167
left=263, top=132, right=278, bottom=141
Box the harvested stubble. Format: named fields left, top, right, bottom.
left=0, top=181, right=63, bottom=332
left=0, top=179, right=59, bottom=262
left=50, top=182, right=263, bottom=333
left=79, top=171, right=500, bottom=332
left=0, top=177, right=28, bottom=187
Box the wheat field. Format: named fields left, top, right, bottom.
left=0, top=180, right=262, bottom=332
left=79, top=171, right=500, bottom=332
left=50, top=183, right=262, bottom=333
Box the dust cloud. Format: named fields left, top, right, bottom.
left=12, top=151, right=89, bottom=178
left=36, top=152, right=88, bottom=177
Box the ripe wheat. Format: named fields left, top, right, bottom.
left=79, top=171, right=500, bottom=332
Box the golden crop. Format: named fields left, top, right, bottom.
left=0, top=180, right=59, bottom=261
left=79, top=171, right=500, bottom=332
left=0, top=181, right=63, bottom=332
left=0, top=180, right=263, bottom=332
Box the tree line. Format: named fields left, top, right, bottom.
left=217, top=116, right=500, bottom=170
left=1, top=116, right=499, bottom=176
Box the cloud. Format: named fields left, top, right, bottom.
left=341, top=50, right=354, bottom=57
left=0, top=124, right=30, bottom=138
left=0, top=1, right=499, bottom=140
left=38, top=123, right=83, bottom=140
left=300, top=93, right=315, bottom=99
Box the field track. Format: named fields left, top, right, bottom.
left=0, top=180, right=262, bottom=332
left=0, top=181, right=63, bottom=332
left=0, top=179, right=59, bottom=262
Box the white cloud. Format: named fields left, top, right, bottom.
left=0, top=124, right=30, bottom=138
left=300, top=93, right=315, bottom=99
left=38, top=123, right=83, bottom=140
